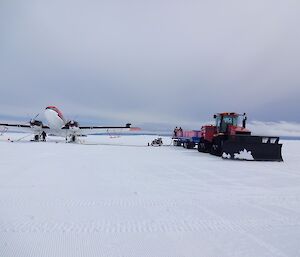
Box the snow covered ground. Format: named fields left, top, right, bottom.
left=0, top=133, right=300, bottom=257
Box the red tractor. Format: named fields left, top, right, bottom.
left=198, top=113, right=283, bottom=161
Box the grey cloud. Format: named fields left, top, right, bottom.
left=1, top=0, right=300, bottom=131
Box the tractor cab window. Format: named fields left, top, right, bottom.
left=216, top=116, right=221, bottom=129
left=223, top=116, right=238, bottom=126
left=218, top=115, right=238, bottom=133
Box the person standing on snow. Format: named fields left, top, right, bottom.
left=173, top=127, right=178, bottom=137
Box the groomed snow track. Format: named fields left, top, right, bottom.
left=0, top=134, right=300, bottom=257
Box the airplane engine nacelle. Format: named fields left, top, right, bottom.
left=30, top=120, right=43, bottom=130
left=65, top=120, right=79, bottom=132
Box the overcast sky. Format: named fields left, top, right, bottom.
left=1, top=0, right=300, bottom=132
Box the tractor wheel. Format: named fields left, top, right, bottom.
left=198, top=139, right=211, bottom=153
left=210, top=136, right=224, bottom=156
left=187, top=142, right=195, bottom=149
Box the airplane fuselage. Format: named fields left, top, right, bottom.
left=44, top=106, right=66, bottom=133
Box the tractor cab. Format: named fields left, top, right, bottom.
left=214, top=112, right=247, bottom=134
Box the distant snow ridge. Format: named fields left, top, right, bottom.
left=234, top=149, right=254, bottom=160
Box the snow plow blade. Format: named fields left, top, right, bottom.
left=221, top=135, right=283, bottom=161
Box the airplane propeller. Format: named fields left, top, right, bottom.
left=29, top=114, right=43, bottom=127
left=30, top=113, right=39, bottom=122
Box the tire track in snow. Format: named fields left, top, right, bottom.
left=3, top=194, right=299, bottom=207
left=0, top=218, right=299, bottom=234
left=194, top=200, right=292, bottom=257
left=169, top=162, right=300, bottom=220
left=0, top=199, right=179, bottom=208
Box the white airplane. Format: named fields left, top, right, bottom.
left=0, top=106, right=140, bottom=142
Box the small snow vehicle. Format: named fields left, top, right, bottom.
left=151, top=138, right=163, bottom=146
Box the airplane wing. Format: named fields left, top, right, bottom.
left=0, top=123, right=50, bottom=133
left=0, top=123, right=31, bottom=128
left=62, top=123, right=140, bottom=136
